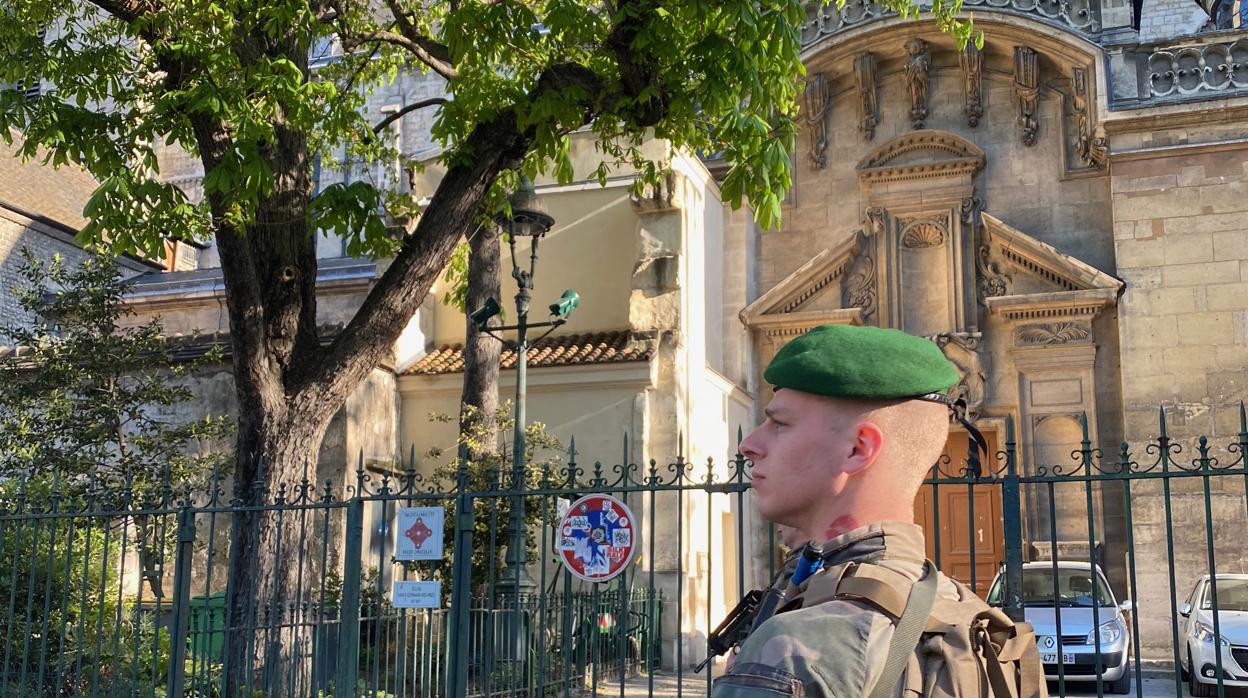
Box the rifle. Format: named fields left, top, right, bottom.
left=693, top=589, right=763, bottom=673
left=694, top=545, right=825, bottom=673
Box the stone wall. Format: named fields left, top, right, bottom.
left=1109, top=140, right=1248, bottom=654
left=0, top=212, right=154, bottom=342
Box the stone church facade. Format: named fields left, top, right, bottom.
left=717, top=0, right=1248, bottom=656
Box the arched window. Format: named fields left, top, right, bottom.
left=1210, top=0, right=1244, bottom=28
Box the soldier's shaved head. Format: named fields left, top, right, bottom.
left=742, top=390, right=950, bottom=544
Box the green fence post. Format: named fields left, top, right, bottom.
left=1002, top=415, right=1025, bottom=622
left=166, top=506, right=197, bottom=697
left=337, top=497, right=365, bottom=697
left=447, top=442, right=475, bottom=698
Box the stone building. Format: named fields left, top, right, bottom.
left=0, top=129, right=157, bottom=341
left=718, top=0, right=1248, bottom=657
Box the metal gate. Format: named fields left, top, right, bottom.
left=1, top=404, right=1247, bottom=697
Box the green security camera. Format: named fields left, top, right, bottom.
left=549, top=289, right=580, bottom=319
left=469, top=297, right=501, bottom=328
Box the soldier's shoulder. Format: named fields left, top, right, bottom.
left=726, top=602, right=877, bottom=696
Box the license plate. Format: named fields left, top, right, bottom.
left=1041, top=653, right=1076, bottom=665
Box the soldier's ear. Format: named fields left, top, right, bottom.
left=840, top=420, right=884, bottom=476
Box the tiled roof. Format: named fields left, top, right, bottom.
left=0, top=128, right=100, bottom=231
left=405, top=330, right=651, bottom=375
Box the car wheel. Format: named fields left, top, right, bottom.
left=1180, top=647, right=1190, bottom=681
left=1107, top=665, right=1131, bottom=695
left=1189, top=650, right=1214, bottom=697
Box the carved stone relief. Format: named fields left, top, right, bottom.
left=929, top=333, right=986, bottom=421
left=960, top=42, right=984, bottom=128
left=804, top=73, right=831, bottom=170
left=854, top=52, right=880, bottom=140
left=1016, top=321, right=1092, bottom=346
left=1070, top=67, right=1106, bottom=170
left=865, top=206, right=887, bottom=236
left=960, top=195, right=982, bottom=229
left=1088, top=136, right=1109, bottom=169
left=843, top=228, right=878, bottom=319
left=899, top=217, right=947, bottom=248
left=905, top=38, right=931, bottom=129
left=976, top=245, right=1011, bottom=301
left=1148, top=40, right=1248, bottom=97
left=1013, top=46, right=1040, bottom=147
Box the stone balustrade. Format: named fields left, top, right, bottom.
left=1147, top=38, right=1248, bottom=97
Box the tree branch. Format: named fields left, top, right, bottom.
left=605, top=0, right=668, bottom=126
left=341, top=29, right=458, bottom=80
left=372, top=97, right=448, bottom=135
left=299, top=110, right=524, bottom=412
left=297, top=60, right=608, bottom=413
left=382, top=0, right=454, bottom=65
left=84, top=0, right=153, bottom=23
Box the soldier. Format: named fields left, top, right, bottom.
left=713, top=324, right=1044, bottom=698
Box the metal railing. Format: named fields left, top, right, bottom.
left=2, top=403, right=1247, bottom=696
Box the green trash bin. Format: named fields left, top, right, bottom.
left=187, top=592, right=227, bottom=664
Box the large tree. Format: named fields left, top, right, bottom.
left=0, top=0, right=970, bottom=687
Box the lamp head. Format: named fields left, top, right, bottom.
left=469, top=297, right=501, bottom=328
left=549, top=289, right=580, bottom=319
left=493, top=176, right=554, bottom=238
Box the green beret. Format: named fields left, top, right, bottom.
left=764, top=324, right=959, bottom=400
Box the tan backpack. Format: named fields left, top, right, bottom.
left=802, top=559, right=1047, bottom=698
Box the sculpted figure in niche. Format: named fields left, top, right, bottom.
left=905, top=38, right=930, bottom=129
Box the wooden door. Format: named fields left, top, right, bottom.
left=912, top=431, right=1003, bottom=598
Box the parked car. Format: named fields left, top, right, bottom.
left=986, top=561, right=1133, bottom=694
left=1178, top=574, right=1248, bottom=696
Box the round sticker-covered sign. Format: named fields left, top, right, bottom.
left=557, top=493, right=638, bottom=583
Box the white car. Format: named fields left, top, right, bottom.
left=1179, top=574, right=1248, bottom=696
left=987, top=561, right=1133, bottom=694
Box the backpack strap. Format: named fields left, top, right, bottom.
left=974, top=611, right=1045, bottom=698
left=836, top=563, right=912, bottom=618
left=868, top=560, right=939, bottom=698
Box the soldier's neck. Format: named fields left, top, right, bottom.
left=804, top=491, right=914, bottom=546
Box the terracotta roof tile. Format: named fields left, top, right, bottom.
left=405, top=330, right=651, bottom=376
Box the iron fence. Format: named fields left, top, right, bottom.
left=0, top=404, right=1247, bottom=697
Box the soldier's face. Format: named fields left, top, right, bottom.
left=740, top=389, right=852, bottom=530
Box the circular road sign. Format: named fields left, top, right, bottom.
left=557, top=493, right=638, bottom=583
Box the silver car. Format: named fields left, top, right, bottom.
left=987, top=561, right=1133, bottom=694
left=1178, top=574, right=1248, bottom=696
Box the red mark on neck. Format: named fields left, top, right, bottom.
left=823, top=515, right=861, bottom=541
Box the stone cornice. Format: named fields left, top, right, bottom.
left=855, top=130, right=986, bottom=184
left=745, top=309, right=865, bottom=337
left=739, top=231, right=866, bottom=325
left=982, top=213, right=1124, bottom=293
left=985, top=288, right=1119, bottom=320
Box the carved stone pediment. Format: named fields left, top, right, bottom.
left=739, top=230, right=869, bottom=336
left=979, top=213, right=1123, bottom=323
left=855, top=130, right=986, bottom=184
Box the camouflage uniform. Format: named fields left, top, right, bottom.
left=714, top=521, right=961, bottom=697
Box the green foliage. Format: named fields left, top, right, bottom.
left=0, top=503, right=173, bottom=696
left=0, top=250, right=232, bottom=492
left=0, top=250, right=232, bottom=632
left=440, top=242, right=471, bottom=313
left=0, top=0, right=966, bottom=263
left=421, top=404, right=563, bottom=593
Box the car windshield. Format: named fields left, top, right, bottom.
left=987, top=568, right=1115, bottom=608
left=1201, top=579, right=1248, bottom=612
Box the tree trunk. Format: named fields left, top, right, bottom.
left=223, top=414, right=331, bottom=696
left=214, top=110, right=533, bottom=694
left=459, top=224, right=502, bottom=462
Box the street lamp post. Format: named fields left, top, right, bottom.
left=469, top=177, right=579, bottom=666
